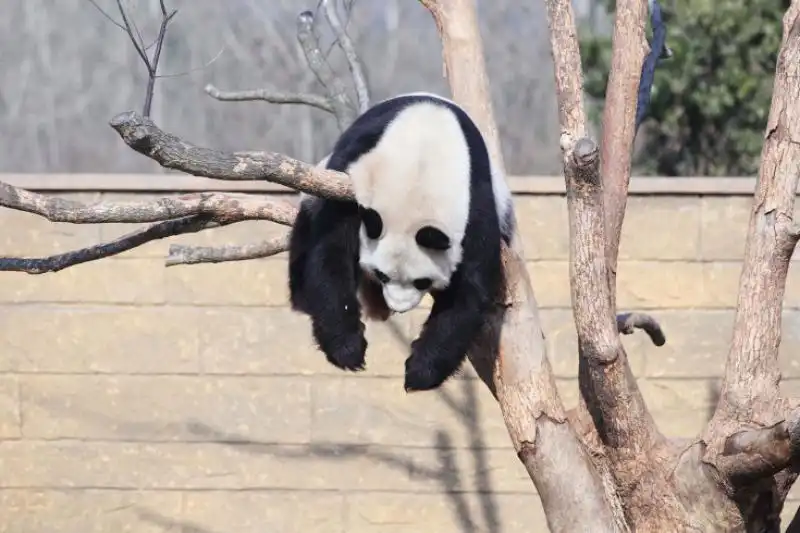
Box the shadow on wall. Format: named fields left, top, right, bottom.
left=181, top=374, right=502, bottom=533
left=32, top=321, right=506, bottom=533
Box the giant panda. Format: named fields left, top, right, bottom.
left=288, top=92, right=516, bottom=392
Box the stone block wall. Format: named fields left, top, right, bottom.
left=1, top=174, right=798, bottom=532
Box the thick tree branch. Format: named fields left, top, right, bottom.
left=166, top=233, right=289, bottom=266
left=321, top=0, right=370, bottom=113
left=190, top=4, right=373, bottom=266
left=296, top=10, right=357, bottom=128
left=562, top=134, right=661, bottom=450
left=108, top=111, right=352, bottom=200
left=0, top=181, right=298, bottom=225
left=204, top=84, right=335, bottom=113
left=543, top=0, right=587, bottom=137
left=545, top=1, right=663, bottom=518
left=418, top=0, right=506, bottom=175
left=599, top=0, right=649, bottom=291
left=713, top=2, right=800, bottom=423
left=716, top=408, right=800, bottom=484
left=0, top=216, right=222, bottom=274
left=421, top=1, right=621, bottom=531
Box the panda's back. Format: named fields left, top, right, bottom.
left=342, top=97, right=474, bottom=242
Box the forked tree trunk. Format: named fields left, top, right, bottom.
left=420, top=0, right=800, bottom=531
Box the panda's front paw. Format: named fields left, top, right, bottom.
left=403, top=340, right=450, bottom=392
left=313, top=321, right=367, bottom=372
left=327, top=334, right=368, bottom=371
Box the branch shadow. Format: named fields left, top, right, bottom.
left=29, top=316, right=505, bottom=532
left=186, top=372, right=502, bottom=533
left=136, top=508, right=219, bottom=533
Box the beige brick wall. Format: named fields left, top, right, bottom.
left=2, top=183, right=800, bottom=531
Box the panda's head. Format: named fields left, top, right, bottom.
left=358, top=206, right=462, bottom=313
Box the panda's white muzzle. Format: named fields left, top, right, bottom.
left=383, top=283, right=424, bottom=313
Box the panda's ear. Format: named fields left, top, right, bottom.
left=360, top=207, right=384, bottom=240
left=415, top=226, right=451, bottom=251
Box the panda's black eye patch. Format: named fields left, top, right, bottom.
left=415, top=226, right=450, bottom=251
left=360, top=207, right=383, bottom=240
left=413, top=278, right=433, bottom=291
left=373, top=269, right=390, bottom=284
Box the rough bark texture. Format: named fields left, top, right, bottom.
left=109, top=111, right=353, bottom=200
left=421, top=2, right=625, bottom=531
left=1, top=0, right=800, bottom=530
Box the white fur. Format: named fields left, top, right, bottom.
left=303, top=93, right=515, bottom=314
left=382, top=93, right=514, bottom=244
left=346, top=98, right=470, bottom=312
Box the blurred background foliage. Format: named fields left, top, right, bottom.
left=0, top=0, right=789, bottom=177
left=581, top=0, right=789, bottom=176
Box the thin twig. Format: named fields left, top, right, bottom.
left=110, top=0, right=177, bottom=117
left=321, top=0, right=370, bottom=112
left=116, top=0, right=152, bottom=69
left=155, top=45, right=226, bottom=79
left=166, top=233, right=290, bottom=266
left=296, top=9, right=357, bottom=128
left=86, top=0, right=126, bottom=31
left=143, top=4, right=178, bottom=116
left=204, top=84, right=335, bottom=113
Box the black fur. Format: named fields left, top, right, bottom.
left=287, top=94, right=506, bottom=392
left=361, top=207, right=384, bottom=240
left=415, top=226, right=451, bottom=251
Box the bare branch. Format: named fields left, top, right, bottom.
left=143, top=4, right=178, bottom=116
left=296, top=10, right=357, bottom=128
left=204, top=84, right=335, bottom=113
left=0, top=175, right=298, bottom=273
left=545, top=2, right=663, bottom=521
left=99, top=0, right=178, bottom=117
left=712, top=2, right=800, bottom=423
left=115, top=0, right=152, bottom=70
left=563, top=133, right=660, bottom=445
left=542, top=0, right=587, bottom=137
left=616, top=312, right=666, bottom=346
left=599, top=0, right=649, bottom=294
left=716, top=408, right=800, bottom=484
left=421, top=1, right=621, bottom=531
left=0, top=180, right=298, bottom=225
left=166, top=233, right=290, bottom=267
left=156, top=42, right=225, bottom=79
left=0, top=215, right=221, bottom=274
left=108, top=111, right=353, bottom=201
left=321, top=0, right=370, bottom=112
left=86, top=0, right=126, bottom=31
left=418, top=0, right=505, bottom=175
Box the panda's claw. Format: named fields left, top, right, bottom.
left=315, top=325, right=368, bottom=372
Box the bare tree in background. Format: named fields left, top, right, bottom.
left=2, top=0, right=800, bottom=530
